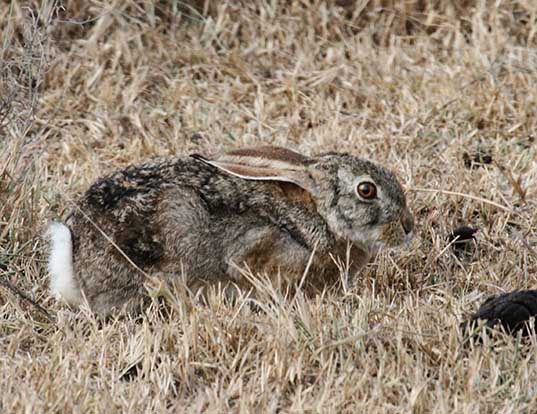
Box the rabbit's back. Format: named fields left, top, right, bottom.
left=67, top=157, right=259, bottom=269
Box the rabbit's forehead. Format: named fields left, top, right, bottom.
left=336, top=160, right=405, bottom=200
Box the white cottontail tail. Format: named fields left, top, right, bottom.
left=47, top=146, right=414, bottom=315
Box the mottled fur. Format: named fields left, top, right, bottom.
left=48, top=146, right=413, bottom=315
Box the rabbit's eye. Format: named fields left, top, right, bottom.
left=356, top=182, right=377, bottom=199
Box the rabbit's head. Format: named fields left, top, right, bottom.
left=195, top=146, right=414, bottom=253
left=310, top=151, right=414, bottom=252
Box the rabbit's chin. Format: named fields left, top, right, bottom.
left=363, top=231, right=414, bottom=255
left=345, top=225, right=411, bottom=255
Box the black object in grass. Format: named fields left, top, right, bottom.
left=119, top=362, right=143, bottom=381
left=463, top=152, right=493, bottom=169
left=448, top=226, right=478, bottom=249
left=464, top=290, right=537, bottom=337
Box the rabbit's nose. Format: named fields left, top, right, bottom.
left=401, top=209, right=414, bottom=235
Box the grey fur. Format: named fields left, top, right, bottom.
left=53, top=146, right=413, bottom=315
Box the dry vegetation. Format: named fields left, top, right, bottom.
left=1, top=0, right=537, bottom=412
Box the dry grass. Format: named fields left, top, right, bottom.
left=1, top=0, right=537, bottom=412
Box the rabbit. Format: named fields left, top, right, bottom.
left=46, top=145, right=414, bottom=316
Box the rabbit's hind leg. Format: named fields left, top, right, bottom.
left=73, top=245, right=147, bottom=317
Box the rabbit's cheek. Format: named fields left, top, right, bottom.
left=348, top=226, right=382, bottom=252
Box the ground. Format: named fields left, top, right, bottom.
left=1, top=1, right=537, bottom=412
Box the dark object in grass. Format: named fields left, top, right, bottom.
left=448, top=226, right=477, bottom=250
left=119, top=362, right=143, bottom=381
left=465, top=290, right=537, bottom=337
left=463, top=151, right=493, bottom=169
left=190, top=132, right=203, bottom=143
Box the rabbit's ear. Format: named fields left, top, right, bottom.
left=191, top=146, right=318, bottom=195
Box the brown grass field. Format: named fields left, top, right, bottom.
left=1, top=0, right=537, bottom=412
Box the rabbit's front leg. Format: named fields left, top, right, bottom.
left=224, top=224, right=314, bottom=286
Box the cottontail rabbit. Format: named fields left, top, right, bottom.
left=47, top=146, right=414, bottom=315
